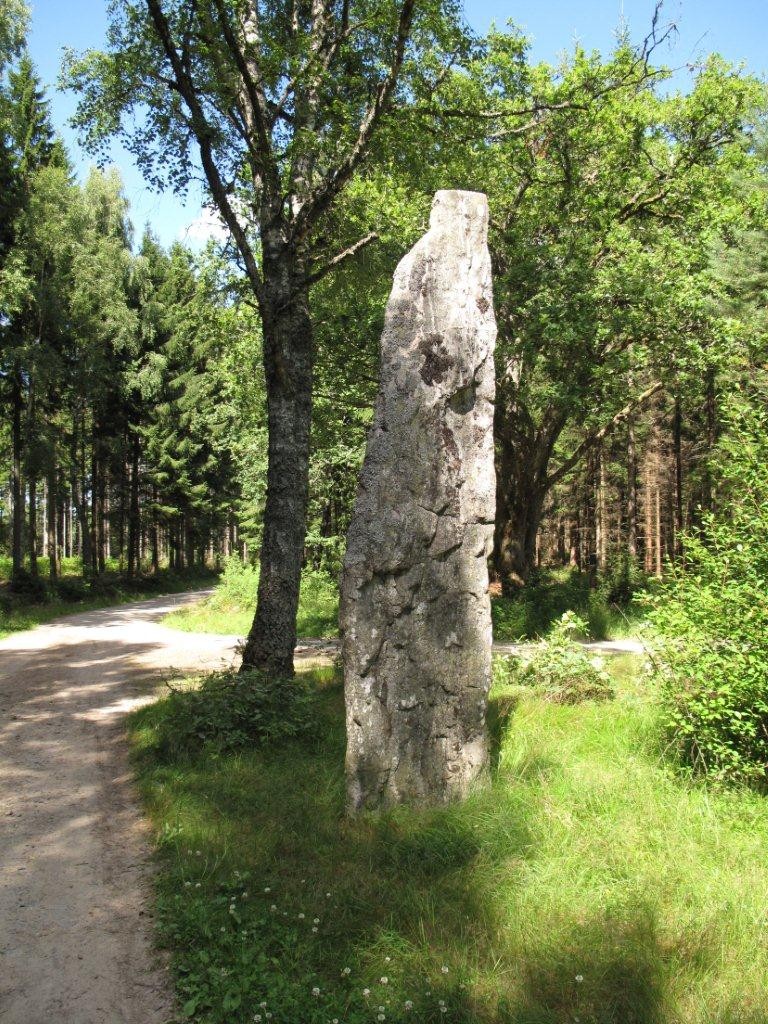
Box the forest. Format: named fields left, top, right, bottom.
left=2, top=0, right=768, bottom=1022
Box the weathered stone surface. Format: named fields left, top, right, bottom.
left=340, top=190, right=497, bottom=813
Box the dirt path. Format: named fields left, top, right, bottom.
left=0, top=591, right=239, bottom=1024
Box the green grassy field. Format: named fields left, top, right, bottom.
left=129, top=655, right=768, bottom=1024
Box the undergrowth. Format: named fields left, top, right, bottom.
left=493, top=612, right=615, bottom=704
left=0, top=566, right=216, bottom=639
left=491, top=566, right=649, bottom=643
left=163, top=556, right=339, bottom=638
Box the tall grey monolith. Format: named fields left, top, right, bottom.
left=340, top=190, right=497, bottom=813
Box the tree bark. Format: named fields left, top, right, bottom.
left=240, top=254, right=314, bottom=678
left=10, top=368, right=24, bottom=581
left=654, top=485, right=662, bottom=578
left=673, top=394, right=683, bottom=557
left=627, top=418, right=638, bottom=563
left=47, top=465, right=59, bottom=580
left=596, top=445, right=608, bottom=573
left=127, top=434, right=141, bottom=577
left=493, top=482, right=546, bottom=590
left=72, top=417, right=93, bottom=576
left=150, top=483, right=160, bottom=574
left=28, top=476, right=38, bottom=577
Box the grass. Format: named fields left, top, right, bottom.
left=492, top=568, right=651, bottom=642
left=165, top=564, right=651, bottom=644
left=0, top=566, right=218, bottom=640
left=128, top=654, right=768, bottom=1024
left=164, top=560, right=340, bottom=638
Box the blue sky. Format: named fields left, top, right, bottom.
left=27, top=0, right=767, bottom=248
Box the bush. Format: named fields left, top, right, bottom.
left=153, top=670, right=317, bottom=759
left=491, top=569, right=616, bottom=641
left=209, top=556, right=260, bottom=610
left=650, top=393, right=768, bottom=786
left=494, top=611, right=614, bottom=704
left=8, top=570, right=50, bottom=603
left=597, top=552, right=647, bottom=607
left=53, top=576, right=89, bottom=601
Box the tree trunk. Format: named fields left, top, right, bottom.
left=72, top=418, right=93, bottom=575
left=673, top=395, right=683, bottom=558
left=28, top=477, right=38, bottom=577
left=10, top=369, right=24, bottom=581
left=240, top=259, right=314, bottom=678
left=627, top=418, right=638, bottom=563
left=47, top=465, right=59, bottom=580
left=493, top=484, right=546, bottom=590
left=703, top=369, right=717, bottom=513
left=150, top=484, right=160, bottom=574
left=654, top=485, right=662, bottom=578
left=596, top=445, right=608, bottom=573
left=127, top=434, right=140, bottom=577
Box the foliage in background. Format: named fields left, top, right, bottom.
left=490, top=567, right=646, bottom=642
left=650, top=390, right=768, bottom=785
left=164, top=557, right=339, bottom=639
left=494, top=612, right=615, bottom=705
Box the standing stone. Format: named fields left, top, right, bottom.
left=340, top=190, right=497, bottom=813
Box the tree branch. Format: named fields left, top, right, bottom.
left=545, top=380, right=663, bottom=488
left=210, top=0, right=278, bottom=192
left=300, top=231, right=379, bottom=290
left=145, top=0, right=264, bottom=303
left=291, top=0, right=416, bottom=242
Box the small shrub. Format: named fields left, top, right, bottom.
left=8, top=570, right=49, bottom=603
left=586, top=590, right=611, bottom=641
left=54, top=577, right=89, bottom=601
left=649, top=393, right=768, bottom=787
left=492, top=569, right=614, bottom=641
left=598, top=552, right=647, bottom=607
left=154, top=670, right=317, bottom=759
left=495, top=611, right=614, bottom=704
left=209, top=556, right=259, bottom=610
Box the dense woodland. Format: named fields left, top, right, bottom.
left=0, top=0, right=766, bottom=664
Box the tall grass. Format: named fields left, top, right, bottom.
left=492, top=568, right=650, bottom=642
left=164, top=556, right=340, bottom=638
left=129, top=656, right=768, bottom=1024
